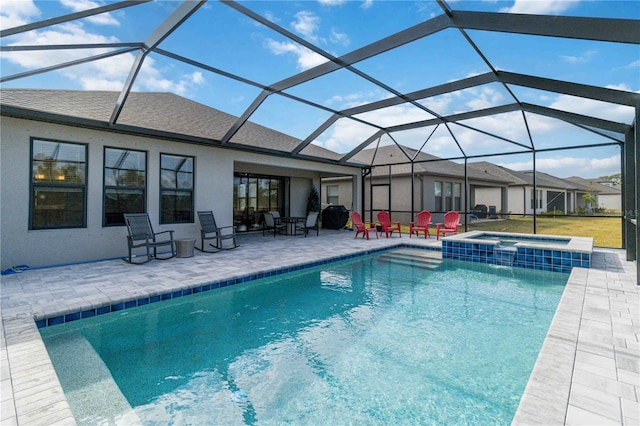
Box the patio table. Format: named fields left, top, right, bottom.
left=281, top=217, right=305, bottom=236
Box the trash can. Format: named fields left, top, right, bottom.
left=175, top=239, right=195, bottom=258
left=489, top=206, right=497, bottom=219
left=322, top=205, right=349, bottom=229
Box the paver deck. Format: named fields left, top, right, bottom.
left=1, top=230, right=638, bottom=425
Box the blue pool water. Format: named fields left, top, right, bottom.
left=40, top=249, right=568, bottom=425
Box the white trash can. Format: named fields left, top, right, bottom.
left=175, top=239, right=195, bottom=258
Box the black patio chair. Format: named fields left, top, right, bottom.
left=197, top=210, right=238, bottom=252
left=124, top=213, right=175, bottom=264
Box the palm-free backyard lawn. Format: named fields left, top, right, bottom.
left=466, top=216, right=622, bottom=248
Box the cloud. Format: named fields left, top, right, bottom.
left=624, top=60, right=640, bottom=69
left=60, top=0, right=120, bottom=26
left=548, top=91, right=636, bottom=123
left=498, top=154, right=621, bottom=178
left=0, top=0, right=40, bottom=28
left=330, top=28, right=350, bottom=46
left=3, top=22, right=121, bottom=69
left=561, top=50, right=596, bottom=64
left=316, top=118, right=378, bottom=153
left=291, top=10, right=320, bottom=42
left=318, top=0, right=346, bottom=5
left=264, top=39, right=327, bottom=70
left=325, top=89, right=385, bottom=108
left=499, top=0, right=581, bottom=14
left=190, top=71, right=205, bottom=85
left=2, top=6, right=204, bottom=96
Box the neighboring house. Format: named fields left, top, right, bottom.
left=322, top=145, right=512, bottom=225
left=566, top=177, right=622, bottom=211
left=0, top=89, right=363, bottom=269
left=469, top=162, right=589, bottom=215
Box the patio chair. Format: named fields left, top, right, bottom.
left=197, top=210, right=238, bottom=252
left=409, top=210, right=432, bottom=239
left=351, top=211, right=377, bottom=240
left=263, top=212, right=285, bottom=237
left=268, top=211, right=282, bottom=225
left=377, top=210, right=401, bottom=238
left=124, top=213, right=175, bottom=264
left=296, top=212, right=319, bottom=237
left=436, top=211, right=461, bottom=240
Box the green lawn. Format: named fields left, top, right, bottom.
left=466, top=216, right=622, bottom=248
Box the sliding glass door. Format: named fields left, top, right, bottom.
left=233, top=173, right=287, bottom=231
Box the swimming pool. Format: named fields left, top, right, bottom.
left=40, top=248, right=568, bottom=425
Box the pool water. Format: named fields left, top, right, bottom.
left=40, top=249, right=568, bottom=425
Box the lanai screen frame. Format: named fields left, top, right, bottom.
left=1, top=0, right=638, bottom=281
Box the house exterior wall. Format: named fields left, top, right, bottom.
left=0, top=117, right=360, bottom=269
left=598, top=194, right=621, bottom=211
left=508, top=186, right=527, bottom=214
left=473, top=187, right=503, bottom=213
left=324, top=180, right=354, bottom=210
left=322, top=174, right=509, bottom=225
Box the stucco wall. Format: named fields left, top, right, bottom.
left=0, top=117, right=359, bottom=269
left=474, top=188, right=502, bottom=212
left=598, top=194, right=621, bottom=211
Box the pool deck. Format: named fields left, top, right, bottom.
left=1, top=229, right=638, bottom=425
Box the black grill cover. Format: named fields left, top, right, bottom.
left=322, top=205, right=349, bottom=229
left=473, top=204, right=488, bottom=219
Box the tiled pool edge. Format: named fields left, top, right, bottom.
left=32, top=243, right=439, bottom=329
left=512, top=267, right=588, bottom=424
left=2, top=315, right=76, bottom=425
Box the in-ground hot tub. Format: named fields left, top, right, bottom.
left=441, top=231, right=593, bottom=273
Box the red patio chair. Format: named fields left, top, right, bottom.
left=351, top=212, right=377, bottom=240
left=377, top=210, right=401, bottom=238
left=409, top=210, right=432, bottom=238
left=436, top=211, right=461, bottom=240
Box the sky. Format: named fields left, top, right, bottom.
left=1, top=0, right=639, bottom=179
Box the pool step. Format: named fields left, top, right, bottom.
left=44, top=331, right=143, bottom=425
left=378, top=249, right=442, bottom=270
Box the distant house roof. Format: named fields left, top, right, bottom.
left=0, top=89, right=345, bottom=164
left=565, top=177, right=622, bottom=195
left=351, top=145, right=511, bottom=184
left=469, top=162, right=582, bottom=190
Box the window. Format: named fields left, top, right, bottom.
left=160, top=154, right=194, bottom=224
left=31, top=139, right=87, bottom=229
left=103, top=148, right=146, bottom=226
left=444, top=182, right=453, bottom=211
left=453, top=183, right=461, bottom=211
left=434, top=181, right=442, bottom=211
left=326, top=185, right=339, bottom=205
left=530, top=189, right=543, bottom=210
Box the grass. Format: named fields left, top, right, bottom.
left=466, top=216, right=622, bottom=248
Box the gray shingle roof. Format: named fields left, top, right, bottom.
left=468, top=162, right=578, bottom=189
left=351, top=145, right=511, bottom=184
left=0, top=89, right=342, bottom=162
left=565, top=176, right=622, bottom=194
